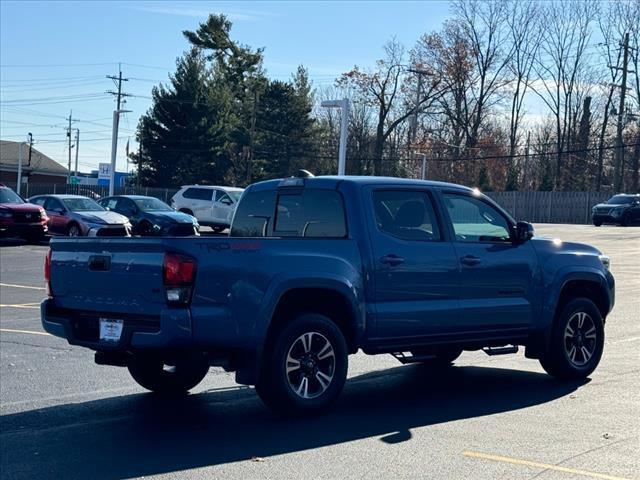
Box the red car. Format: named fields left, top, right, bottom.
left=0, top=184, right=48, bottom=242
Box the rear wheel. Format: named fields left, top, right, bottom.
left=539, top=298, right=604, bottom=380
left=127, top=352, right=209, bottom=395
left=593, top=220, right=602, bottom=227
left=256, top=313, right=348, bottom=415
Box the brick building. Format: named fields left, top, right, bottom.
left=0, top=140, right=68, bottom=186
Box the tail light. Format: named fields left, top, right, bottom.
left=163, top=252, right=196, bottom=305
left=44, top=248, right=52, bottom=297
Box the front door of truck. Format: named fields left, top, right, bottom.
left=366, top=187, right=460, bottom=341
left=440, top=191, right=536, bottom=334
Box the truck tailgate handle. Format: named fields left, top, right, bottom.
left=380, top=254, right=405, bottom=266
left=88, top=255, right=111, bottom=271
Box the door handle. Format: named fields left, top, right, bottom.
left=380, top=254, right=405, bottom=266
left=460, top=255, right=481, bottom=266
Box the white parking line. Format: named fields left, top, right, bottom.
left=0, top=283, right=46, bottom=291
left=0, top=328, right=50, bottom=337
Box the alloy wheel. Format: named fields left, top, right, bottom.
left=564, top=311, right=597, bottom=367
left=285, top=331, right=335, bottom=399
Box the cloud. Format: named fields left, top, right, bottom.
left=132, top=5, right=264, bottom=21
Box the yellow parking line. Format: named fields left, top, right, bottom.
left=0, top=283, right=46, bottom=291
left=0, top=328, right=50, bottom=337
left=463, top=451, right=631, bottom=480
left=0, top=303, right=41, bottom=309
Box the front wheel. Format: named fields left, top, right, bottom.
left=67, top=223, right=81, bottom=237
left=620, top=213, right=631, bottom=227
left=539, top=298, right=604, bottom=380
left=256, top=313, right=348, bottom=415
left=127, top=352, right=209, bottom=395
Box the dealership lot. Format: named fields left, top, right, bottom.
left=1, top=225, right=638, bottom=480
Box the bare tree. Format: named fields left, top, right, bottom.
left=530, top=0, right=599, bottom=189
left=338, top=39, right=441, bottom=174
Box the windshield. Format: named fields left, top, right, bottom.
left=228, top=190, right=243, bottom=202
left=606, top=195, right=634, bottom=205
left=0, top=188, right=24, bottom=204
left=62, top=197, right=105, bottom=212
left=133, top=197, right=173, bottom=211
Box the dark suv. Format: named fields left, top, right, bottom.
left=592, top=194, right=640, bottom=226
left=0, top=184, right=48, bottom=241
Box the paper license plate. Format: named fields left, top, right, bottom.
left=99, top=318, right=124, bottom=343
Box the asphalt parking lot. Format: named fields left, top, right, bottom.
left=1, top=224, right=638, bottom=480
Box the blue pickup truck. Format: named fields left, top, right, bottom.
left=42, top=176, right=615, bottom=414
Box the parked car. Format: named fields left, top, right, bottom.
left=592, top=194, right=640, bottom=226
left=29, top=194, right=131, bottom=237
left=98, top=195, right=199, bottom=236
left=0, top=184, right=48, bottom=242
left=42, top=176, right=614, bottom=415
left=171, top=185, right=244, bottom=233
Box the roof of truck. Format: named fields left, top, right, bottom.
left=249, top=175, right=473, bottom=192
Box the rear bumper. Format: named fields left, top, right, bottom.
left=41, top=299, right=193, bottom=350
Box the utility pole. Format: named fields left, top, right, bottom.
left=614, top=33, right=631, bottom=191
left=67, top=111, right=73, bottom=183
left=27, top=132, right=33, bottom=167
left=74, top=129, right=80, bottom=177
left=107, top=64, right=131, bottom=195
left=17, top=142, right=23, bottom=195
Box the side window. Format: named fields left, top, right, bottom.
left=230, top=190, right=277, bottom=237
left=217, top=192, right=232, bottom=205
left=443, top=194, right=511, bottom=242
left=274, top=190, right=347, bottom=238
left=101, top=198, right=118, bottom=210
left=116, top=198, right=136, bottom=215
left=372, top=190, right=441, bottom=241
left=44, top=198, right=63, bottom=211
left=183, top=188, right=213, bottom=201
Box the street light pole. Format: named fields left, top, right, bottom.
left=321, top=98, right=349, bottom=176
left=109, top=109, right=131, bottom=196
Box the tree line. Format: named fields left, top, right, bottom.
left=133, top=1, right=640, bottom=192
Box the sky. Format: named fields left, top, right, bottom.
left=0, top=1, right=451, bottom=173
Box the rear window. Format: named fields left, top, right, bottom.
left=183, top=188, right=213, bottom=201
left=274, top=190, right=346, bottom=238
left=230, top=190, right=277, bottom=237
left=231, top=189, right=347, bottom=238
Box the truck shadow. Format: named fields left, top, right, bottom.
left=0, top=364, right=585, bottom=479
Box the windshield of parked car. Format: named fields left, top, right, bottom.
left=62, top=197, right=105, bottom=212
left=606, top=195, right=634, bottom=205
left=0, top=188, right=24, bottom=204
left=133, top=197, right=173, bottom=211
left=227, top=190, right=243, bottom=202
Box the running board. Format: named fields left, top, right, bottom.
left=392, top=352, right=436, bottom=364
left=483, top=345, right=518, bottom=356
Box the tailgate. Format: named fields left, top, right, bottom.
left=48, top=238, right=168, bottom=316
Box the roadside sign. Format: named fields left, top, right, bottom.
left=98, top=163, right=111, bottom=180
left=70, top=176, right=80, bottom=185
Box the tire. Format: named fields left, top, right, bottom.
left=620, top=213, right=630, bottom=227
left=67, top=223, right=81, bottom=237
left=411, top=348, right=463, bottom=367
left=255, top=313, right=348, bottom=415
left=211, top=226, right=225, bottom=234
left=593, top=220, right=602, bottom=227
left=138, top=221, right=154, bottom=236
left=127, top=352, right=209, bottom=395
left=539, top=298, right=604, bottom=380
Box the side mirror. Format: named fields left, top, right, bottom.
left=220, top=198, right=233, bottom=206
left=515, top=221, right=534, bottom=243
